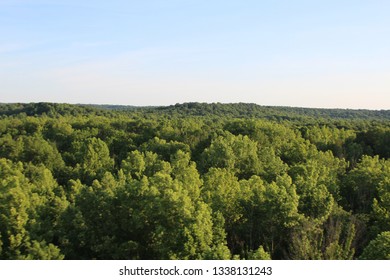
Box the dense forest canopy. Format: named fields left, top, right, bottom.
left=0, top=102, right=389, bottom=260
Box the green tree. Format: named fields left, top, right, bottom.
left=289, top=205, right=356, bottom=260
left=0, top=159, right=64, bottom=259
left=371, top=162, right=390, bottom=235
left=74, top=137, right=114, bottom=184
left=247, top=246, right=271, bottom=260
left=289, top=160, right=335, bottom=222
left=341, top=155, right=388, bottom=213
left=201, top=133, right=261, bottom=179
left=239, top=175, right=300, bottom=258
left=360, top=231, right=390, bottom=260
left=202, top=168, right=242, bottom=228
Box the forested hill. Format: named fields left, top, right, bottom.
left=1, top=102, right=389, bottom=121
left=0, top=102, right=390, bottom=260
left=151, top=102, right=390, bottom=121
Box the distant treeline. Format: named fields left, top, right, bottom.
left=1, top=102, right=390, bottom=121
left=0, top=102, right=389, bottom=260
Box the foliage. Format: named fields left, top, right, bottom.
left=360, top=231, right=390, bottom=260
left=0, top=102, right=389, bottom=259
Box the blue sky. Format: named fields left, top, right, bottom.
left=1, top=0, right=389, bottom=109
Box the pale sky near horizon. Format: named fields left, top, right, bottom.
left=1, top=0, right=389, bottom=109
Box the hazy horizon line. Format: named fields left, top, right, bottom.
left=2, top=100, right=389, bottom=111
